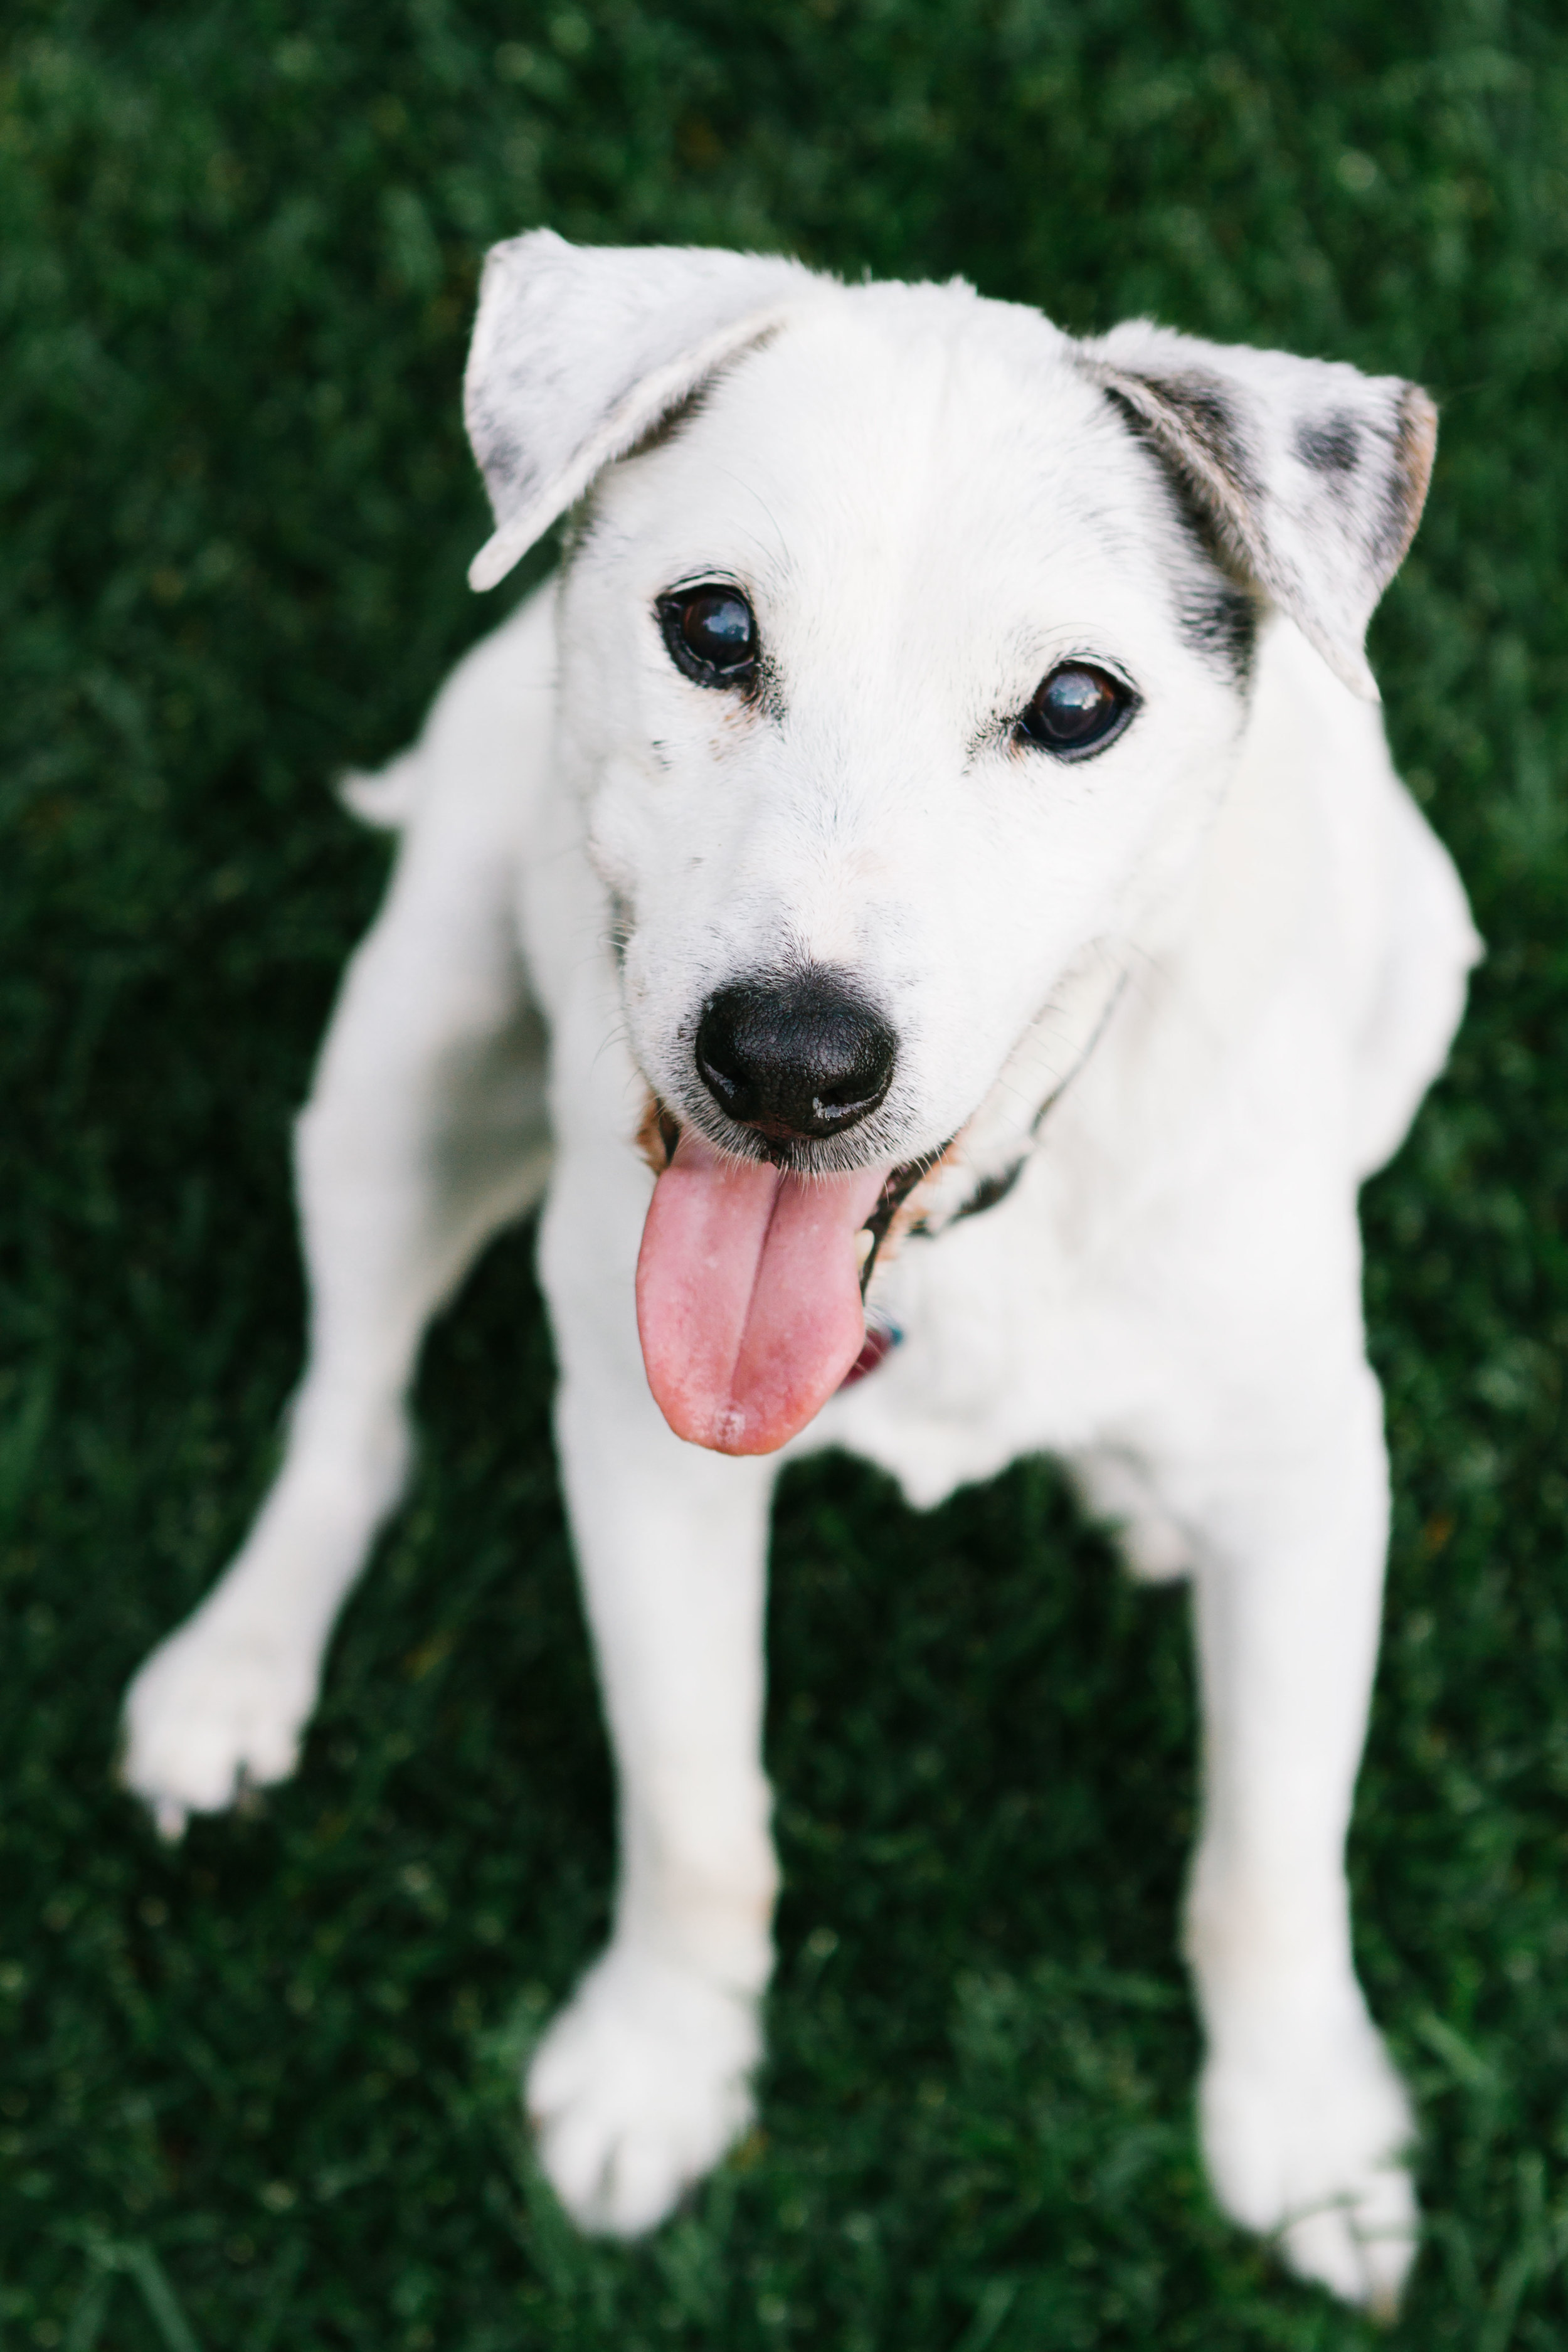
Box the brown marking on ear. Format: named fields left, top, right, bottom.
left=1373, top=384, right=1438, bottom=573
left=635, top=1089, right=681, bottom=1175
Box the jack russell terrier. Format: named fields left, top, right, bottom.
left=123, top=233, right=1478, bottom=2311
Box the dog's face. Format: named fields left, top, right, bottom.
left=558, top=290, right=1254, bottom=1180
left=464, top=236, right=1434, bottom=1453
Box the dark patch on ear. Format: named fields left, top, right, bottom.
left=1103, top=386, right=1258, bottom=688
left=1296, top=410, right=1360, bottom=477
left=1138, top=371, right=1264, bottom=509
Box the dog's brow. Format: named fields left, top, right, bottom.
left=705, top=463, right=795, bottom=576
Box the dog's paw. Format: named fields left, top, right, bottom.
left=1200, top=2013, right=1417, bottom=2314
left=120, top=1619, right=318, bottom=1838
left=526, top=1944, right=761, bottom=2236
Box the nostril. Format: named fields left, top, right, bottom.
left=695, top=970, right=896, bottom=1142
left=695, top=1030, right=746, bottom=1096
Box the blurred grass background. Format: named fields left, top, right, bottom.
left=3, top=1, right=1567, bottom=2344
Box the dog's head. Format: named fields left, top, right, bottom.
left=465, top=231, right=1435, bottom=1455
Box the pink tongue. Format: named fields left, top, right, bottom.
left=637, top=1130, right=889, bottom=1455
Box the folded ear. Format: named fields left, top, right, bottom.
left=463, top=230, right=822, bottom=590
left=1075, top=321, right=1436, bottom=699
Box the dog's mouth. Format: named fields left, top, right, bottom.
left=634, top=1104, right=938, bottom=1457
left=630, top=960, right=1128, bottom=1458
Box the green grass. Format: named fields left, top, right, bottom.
left=4, top=0, right=1568, bottom=2343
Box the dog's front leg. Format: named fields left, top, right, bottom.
left=122, top=766, right=546, bottom=1835
left=1179, top=1359, right=1416, bottom=2314
left=527, top=1199, right=780, bottom=2235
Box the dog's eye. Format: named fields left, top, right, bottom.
left=657, top=586, right=759, bottom=686
left=1016, top=664, right=1134, bottom=758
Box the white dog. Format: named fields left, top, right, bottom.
left=122, top=233, right=1478, bottom=2310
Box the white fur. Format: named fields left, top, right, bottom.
left=122, top=242, right=1478, bottom=2311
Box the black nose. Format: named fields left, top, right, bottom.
left=696, top=970, right=898, bottom=1142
